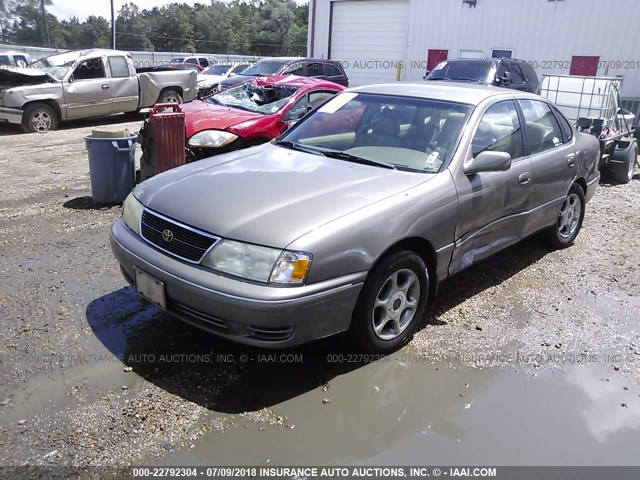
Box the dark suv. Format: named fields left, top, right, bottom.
left=218, top=57, right=349, bottom=91
left=424, top=58, right=540, bottom=93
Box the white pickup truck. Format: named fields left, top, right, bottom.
left=0, top=48, right=197, bottom=133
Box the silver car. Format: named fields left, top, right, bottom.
left=110, top=82, right=601, bottom=353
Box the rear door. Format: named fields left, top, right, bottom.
left=106, top=55, right=139, bottom=113
left=450, top=99, right=532, bottom=273
left=64, top=57, right=114, bottom=119
left=517, top=99, right=578, bottom=234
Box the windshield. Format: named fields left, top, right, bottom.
left=239, top=60, right=289, bottom=76
left=202, top=65, right=229, bottom=75
left=279, top=92, right=472, bottom=173
left=426, top=60, right=493, bottom=83
left=30, top=51, right=81, bottom=80
left=207, top=80, right=298, bottom=115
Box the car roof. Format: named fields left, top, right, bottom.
left=349, top=81, right=539, bottom=106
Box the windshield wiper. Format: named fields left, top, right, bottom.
left=321, top=150, right=396, bottom=170
left=273, top=140, right=324, bottom=156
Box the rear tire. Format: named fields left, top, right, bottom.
left=351, top=251, right=429, bottom=354
left=611, top=141, right=637, bottom=184
left=158, top=89, right=183, bottom=104
left=21, top=103, right=58, bottom=133
left=546, top=184, right=586, bottom=248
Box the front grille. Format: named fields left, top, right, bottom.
left=140, top=209, right=218, bottom=263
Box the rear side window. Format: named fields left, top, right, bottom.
left=519, top=99, right=565, bottom=154
left=108, top=56, right=130, bottom=78
left=550, top=105, right=574, bottom=142
left=0, top=55, right=10, bottom=66
left=324, top=63, right=343, bottom=77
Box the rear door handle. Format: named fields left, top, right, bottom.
left=518, top=172, right=531, bottom=185
left=101, top=84, right=111, bottom=90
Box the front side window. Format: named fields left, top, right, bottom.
left=281, top=92, right=473, bottom=173
left=185, top=58, right=199, bottom=65
left=72, top=58, right=105, bottom=81
left=324, top=64, right=343, bottom=77
left=519, top=99, right=565, bottom=154
left=472, top=100, right=523, bottom=159
left=241, top=60, right=289, bottom=76
left=306, top=63, right=324, bottom=77
left=283, top=62, right=304, bottom=75
left=207, top=80, right=298, bottom=115
left=14, top=55, right=29, bottom=67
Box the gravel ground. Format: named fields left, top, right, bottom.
left=0, top=118, right=639, bottom=468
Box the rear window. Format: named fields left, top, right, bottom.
left=426, top=60, right=493, bottom=83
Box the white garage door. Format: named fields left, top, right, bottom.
left=330, top=0, right=409, bottom=86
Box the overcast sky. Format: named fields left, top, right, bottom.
left=50, top=0, right=307, bottom=22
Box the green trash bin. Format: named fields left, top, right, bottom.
left=84, top=133, right=138, bottom=205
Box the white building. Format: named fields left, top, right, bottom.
left=307, top=0, right=640, bottom=114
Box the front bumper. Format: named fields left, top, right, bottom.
left=0, top=107, right=23, bottom=125
left=110, top=219, right=364, bottom=347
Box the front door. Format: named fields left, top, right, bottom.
left=64, top=57, right=113, bottom=119
left=450, top=99, right=532, bottom=273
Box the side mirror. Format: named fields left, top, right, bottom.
left=499, top=71, right=512, bottom=85
left=464, top=151, right=512, bottom=175
left=280, top=120, right=297, bottom=133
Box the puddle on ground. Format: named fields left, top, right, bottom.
left=154, top=356, right=640, bottom=466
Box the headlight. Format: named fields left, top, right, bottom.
left=201, top=239, right=312, bottom=285
left=188, top=130, right=238, bottom=148
left=122, top=193, right=144, bottom=235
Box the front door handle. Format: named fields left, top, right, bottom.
left=101, top=84, right=111, bottom=90
left=567, top=156, right=576, bottom=168
left=518, top=172, right=531, bottom=185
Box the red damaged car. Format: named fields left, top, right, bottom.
left=183, top=75, right=344, bottom=160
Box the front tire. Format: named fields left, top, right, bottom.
left=351, top=251, right=429, bottom=354
left=158, top=89, right=183, bottom=104
left=21, top=103, right=59, bottom=133
left=546, top=184, right=586, bottom=248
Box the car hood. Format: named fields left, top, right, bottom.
left=135, top=144, right=432, bottom=248
left=181, top=100, right=264, bottom=137
left=0, top=67, right=57, bottom=89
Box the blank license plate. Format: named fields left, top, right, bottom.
left=134, top=267, right=166, bottom=309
